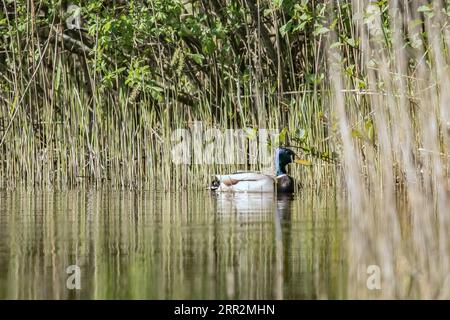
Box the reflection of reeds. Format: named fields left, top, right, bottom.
left=0, top=189, right=342, bottom=299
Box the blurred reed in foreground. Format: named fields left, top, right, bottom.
left=328, top=1, right=450, bottom=298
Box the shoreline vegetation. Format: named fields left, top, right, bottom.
left=1, top=0, right=450, bottom=298
left=0, top=0, right=344, bottom=190
left=1, top=1, right=448, bottom=192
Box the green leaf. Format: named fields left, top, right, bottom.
left=103, top=20, right=112, bottom=32
left=280, top=21, right=292, bottom=37
left=293, top=21, right=308, bottom=32
left=345, top=64, right=354, bottom=77
left=351, top=129, right=363, bottom=138
left=279, top=127, right=289, bottom=145
left=417, top=5, right=432, bottom=12
left=273, top=0, right=283, bottom=9
left=358, top=79, right=367, bottom=89
left=417, top=4, right=434, bottom=18
left=330, top=41, right=342, bottom=49
left=187, top=53, right=204, bottom=65
left=365, top=119, right=374, bottom=142
left=313, top=26, right=330, bottom=36
left=346, top=38, right=357, bottom=48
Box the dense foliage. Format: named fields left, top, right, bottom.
left=0, top=0, right=358, bottom=114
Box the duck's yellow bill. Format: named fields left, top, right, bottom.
left=294, top=158, right=312, bottom=166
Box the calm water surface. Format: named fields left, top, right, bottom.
left=0, top=189, right=345, bottom=299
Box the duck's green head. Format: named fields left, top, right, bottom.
left=275, top=147, right=310, bottom=176
left=275, top=147, right=296, bottom=176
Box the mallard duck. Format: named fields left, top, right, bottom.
left=211, top=147, right=310, bottom=193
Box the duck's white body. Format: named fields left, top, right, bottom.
left=214, top=172, right=275, bottom=193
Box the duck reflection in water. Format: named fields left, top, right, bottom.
left=213, top=192, right=294, bottom=299
left=214, top=192, right=294, bottom=221
left=275, top=193, right=294, bottom=221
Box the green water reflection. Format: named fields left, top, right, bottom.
left=0, top=189, right=345, bottom=299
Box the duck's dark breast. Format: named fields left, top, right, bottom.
left=276, top=175, right=295, bottom=193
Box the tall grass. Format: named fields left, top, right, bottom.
left=0, top=0, right=337, bottom=190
